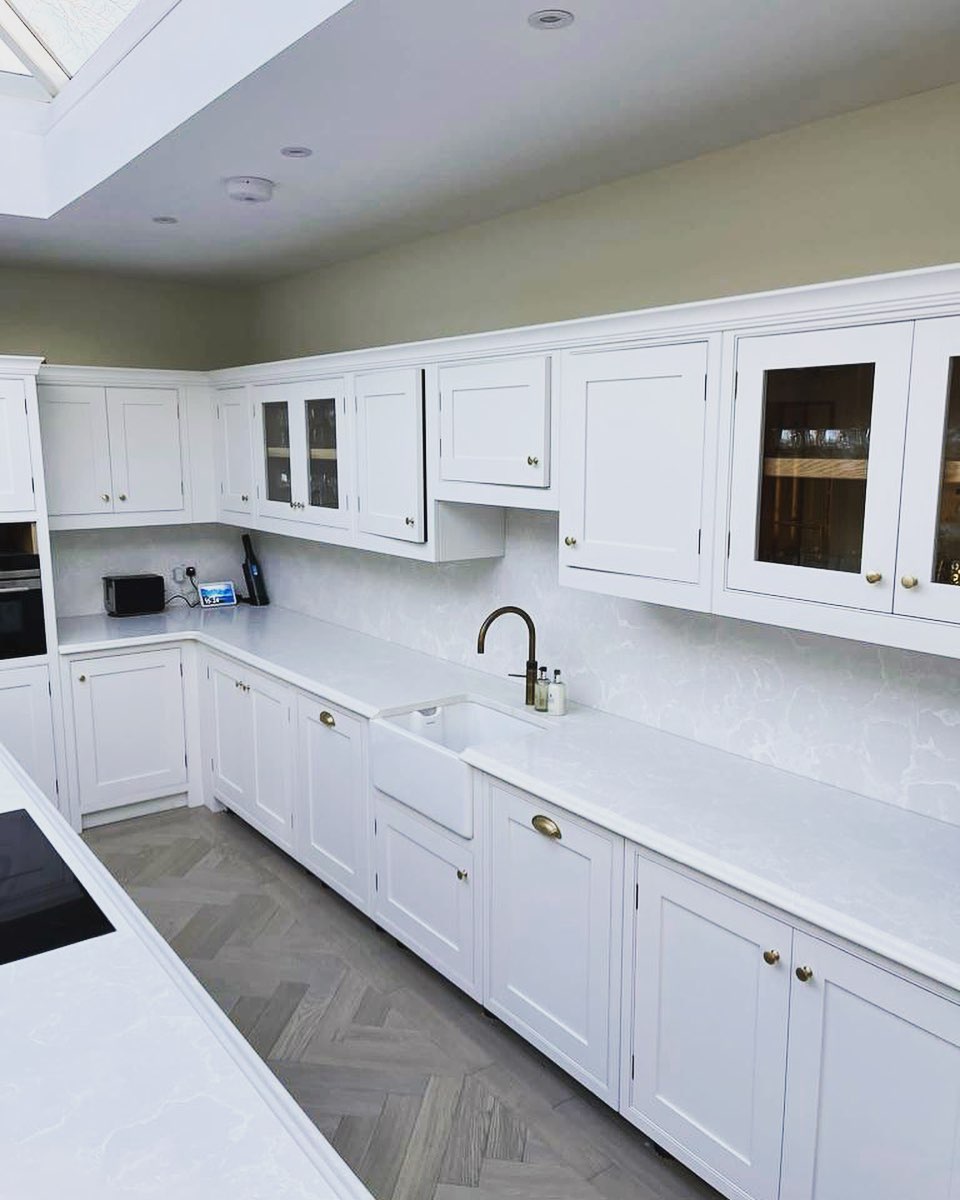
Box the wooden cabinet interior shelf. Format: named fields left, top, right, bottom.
left=763, top=457, right=868, bottom=480
left=308, top=448, right=337, bottom=461
left=943, top=459, right=960, bottom=484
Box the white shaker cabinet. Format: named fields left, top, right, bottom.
left=0, top=376, right=36, bottom=513
left=0, top=664, right=56, bottom=799
left=105, top=387, right=184, bottom=513
left=203, top=653, right=294, bottom=851
left=214, top=386, right=254, bottom=518
left=438, top=356, right=551, bottom=492
left=70, top=649, right=186, bottom=815
left=373, top=791, right=479, bottom=998
left=559, top=341, right=712, bottom=610
left=38, top=384, right=113, bottom=517
left=296, top=695, right=368, bottom=908
left=485, top=780, right=623, bottom=1102
left=780, top=932, right=960, bottom=1200
left=355, top=368, right=425, bottom=542
left=623, top=855, right=792, bottom=1200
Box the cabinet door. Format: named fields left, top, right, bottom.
left=38, top=384, right=113, bottom=516
left=624, top=857, right=791, bottom=1200
left=560, top=342, right=707, bottom=584
left=215, top=387, right=253, bottom=516
left=373, top=792, right=477, bottom=997
left=355, top=368, right=425, bottom=542
left=255, top=390, right=297, bottom=521
left=439, top=357, right=550, bottom=487
left=206, top=654, right=254, bottom=815
left=0, top=664, right=56, bottom=799
left=781, top=933, right=960, bottom=1200
left=71, top=650, right=186, bottom=814
left=296, top=696, right=367, bottom=907
left=106, top=387, right=184, bottom=514
left=486, top=781, right=622, bottom=1102
left=0, top=377, right=35, bottom=512
left=895, top=316, right=960, bottom=622
left=728, top=323, right=913, bottom=610
left=247, top=670, right=295, bottom=850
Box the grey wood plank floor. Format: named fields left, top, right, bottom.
left=85, top=806, right=721, bottom=1200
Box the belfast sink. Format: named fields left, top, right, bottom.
left=370, top=700, right=544, bottom=837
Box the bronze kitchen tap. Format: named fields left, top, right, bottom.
left=476, top=606, right=538, bottom=706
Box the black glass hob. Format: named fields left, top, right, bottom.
left=0, top=809, right=114, bottom=966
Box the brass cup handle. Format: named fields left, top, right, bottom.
left=795, top=965, right=814, bottom=983
left=865, top=571, right=882, bottom=584
left=900, top=575, right=919, bottom=589
left=527, top=455, right=540, bottom=466
left=564, top=536, right=577, bottom=547
left=319, top=710, right=336, bottom=728
left=762, top=949, right=780, bottom=965
left=532, top=814, right=562, bottom=840
left=456, top=868, right=469, bottom=881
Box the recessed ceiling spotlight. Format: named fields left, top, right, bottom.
left=151, top=215, right=178, bottom=224
left=528, top=9, right=574, bottom=29
left=224, top=176, right=275, bottom=204
left=281, top=145, right=313, bottom=158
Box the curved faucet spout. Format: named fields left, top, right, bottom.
left=476, top=606, right=538, bottom=705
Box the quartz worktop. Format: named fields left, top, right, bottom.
left=0, top=744, right=372, bottom=1200
left=58, top=606, right=960, bottom=995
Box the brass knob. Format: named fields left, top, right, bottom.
left=864, top=571, right=882, bottom=584
left=100, top=493, right=110, bottom=502
left=78, top=674, right=86, bottom=682
left=527, top=455, right=540, bottom=466
left=456, top=868, right=468, bottom=881
left=564, top=536, right=577, bottom=547
left=900, top=575, right=919, bottom=589
left=531, top=814, right=561, bottom=840
left=118, top=493, right=127, bottom=501
left=795, top=965, right=814, bottom=983
left=319, top=710, right=336, bottom=728
left=763, top=949, right=780, bottom=965
left=405, top=517, right=415, bottom=526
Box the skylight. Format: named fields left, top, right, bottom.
left=0, top=34, right=28, bottom=74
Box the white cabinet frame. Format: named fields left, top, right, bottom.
left=0, top=375, right=36, bottom=513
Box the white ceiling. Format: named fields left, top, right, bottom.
left=3, top=0, right=960, bottom=282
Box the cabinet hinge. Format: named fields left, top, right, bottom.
left=726, top=530, right=731, bottom=558
left=697, top=529, right=701, bottom=555
left=30, top=476, right=35, bottom=495
left=216, top=404, right=220, bottom=420
left=210, top=756, right=214, bottom=772
left=631, top=1054, right=635, bottom=1080
left=184, top=751, right=188, bottom=769
left=374, top=818, right=378, bottom=835
left=220, top=482, right=224, bottom=493
left=176, top=402, right=181, bottom=419
left=734, top=371, right=738, bottom=399
left=703, top=374, right=708, bottom=402
left=54, top=776, right=59, bottom=796
left=180, top=480, right=185, bottom=497
left=635, top=882, right=639, bottom=910
left=47, top=680, right=52, bottom=696
left=374, top=872, right=379, bottom=892
left=179, top=661, right=184, bottom=677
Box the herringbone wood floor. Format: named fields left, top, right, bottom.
left=85, top=806, right=721, bottom=1200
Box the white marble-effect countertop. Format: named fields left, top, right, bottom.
left=58, top=606, right=960, bottom=994
left=0, top=745, right=372, bottom=1200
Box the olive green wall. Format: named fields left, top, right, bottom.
left=252, top=82, right=960, bottom=361
left=0, top=266, right=255, bottom=368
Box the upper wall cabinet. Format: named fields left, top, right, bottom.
left=254, top=377, right=350, bottom=530
left=727, top=323, right=914, bottom=612
left=355, top=367, right=425, bottom=543
left=39, top=382, right=187, bottom=527
left=214, top=385, right=253, bottom=520
left=435, top=355, right=556, bottom=509
left=0, top=376, right=36, bottom=514
left=559, top=340, right=714, bottom=611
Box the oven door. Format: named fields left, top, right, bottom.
left=0, top=576, right=46, bottom=660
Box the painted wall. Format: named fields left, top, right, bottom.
left=253, top=82, right=960, bottom=360
left=0, top=266, right=254, bottom=368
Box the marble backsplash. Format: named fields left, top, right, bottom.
left=50, top=514, right=960, bottom=826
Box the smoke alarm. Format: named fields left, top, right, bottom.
left=224, top=176, right=275, bottom=203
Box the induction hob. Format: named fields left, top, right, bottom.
left=0, top=808, right=114, bottom=966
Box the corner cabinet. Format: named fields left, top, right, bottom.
left=214, top=385, right=254, bottom=519
left=559, top=340, right=715, bottom=611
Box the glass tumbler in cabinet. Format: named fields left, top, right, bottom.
left=727, top=324, right=913, bottom=611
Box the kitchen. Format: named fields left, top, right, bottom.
left=1, top=3, right=959, bottom=1199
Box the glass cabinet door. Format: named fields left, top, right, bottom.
left=262, top=399, right=292, bottom=507
left=895, top=316, right=960, bottom=622
left=305, top=396, right=340, bottom=513
left=728, top=324, right=914, bottom=610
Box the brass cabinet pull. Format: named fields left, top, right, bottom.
left=319, top=710, right=336, bottom=728
left=405, top=517, right=415, bottom=526
left=763, top=949, right=780, bottom=965
left=564, top=536, right=577, bottom=547
left=900, top=575, right=919, bottom=589
left=795, top=965, right=814, bottom=982
left=527, top=455, right=540, bottom=466
left=100, top=493, right=110, bottom=502
left=456, top=868, right=469, bottom=881
left=864, top=571, right=882, bottom=584
left=532, top=814, right=561, bottom=840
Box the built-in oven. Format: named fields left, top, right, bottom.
left=0, top=551, right=46, bottom=660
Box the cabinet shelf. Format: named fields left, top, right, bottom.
left=266, top=447, right=291, bottom=459
left=943, top=459, right=960, bottom=484
left=309, top=448, right=337, bottom=461
left=763, top=457, right=867, bottom=480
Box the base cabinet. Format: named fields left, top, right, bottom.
left=0, top=664, right=56, bottom=799
left=204, top=653, right=294, bottom=850
left=485, top=780, right=623, bottom=1102
left=70, top=649, right=186, bottom=814
left=296, top=695, right=367, bottom=908
left=372, top=791, right=478, bottom=998
left=624, top=855, right=792, bottom=1200
left=780, top=932, right=960, bottom=1200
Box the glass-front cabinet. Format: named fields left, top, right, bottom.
left=727, top=324, right=914, bottom=611
left=896, top=316, right=960, bottom=623
left=254, top=378, right=349, bottom=529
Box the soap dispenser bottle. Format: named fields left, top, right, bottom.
left=547, top=669, right=567, bottom=716
left=534, top=666, right=550, bottom=712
